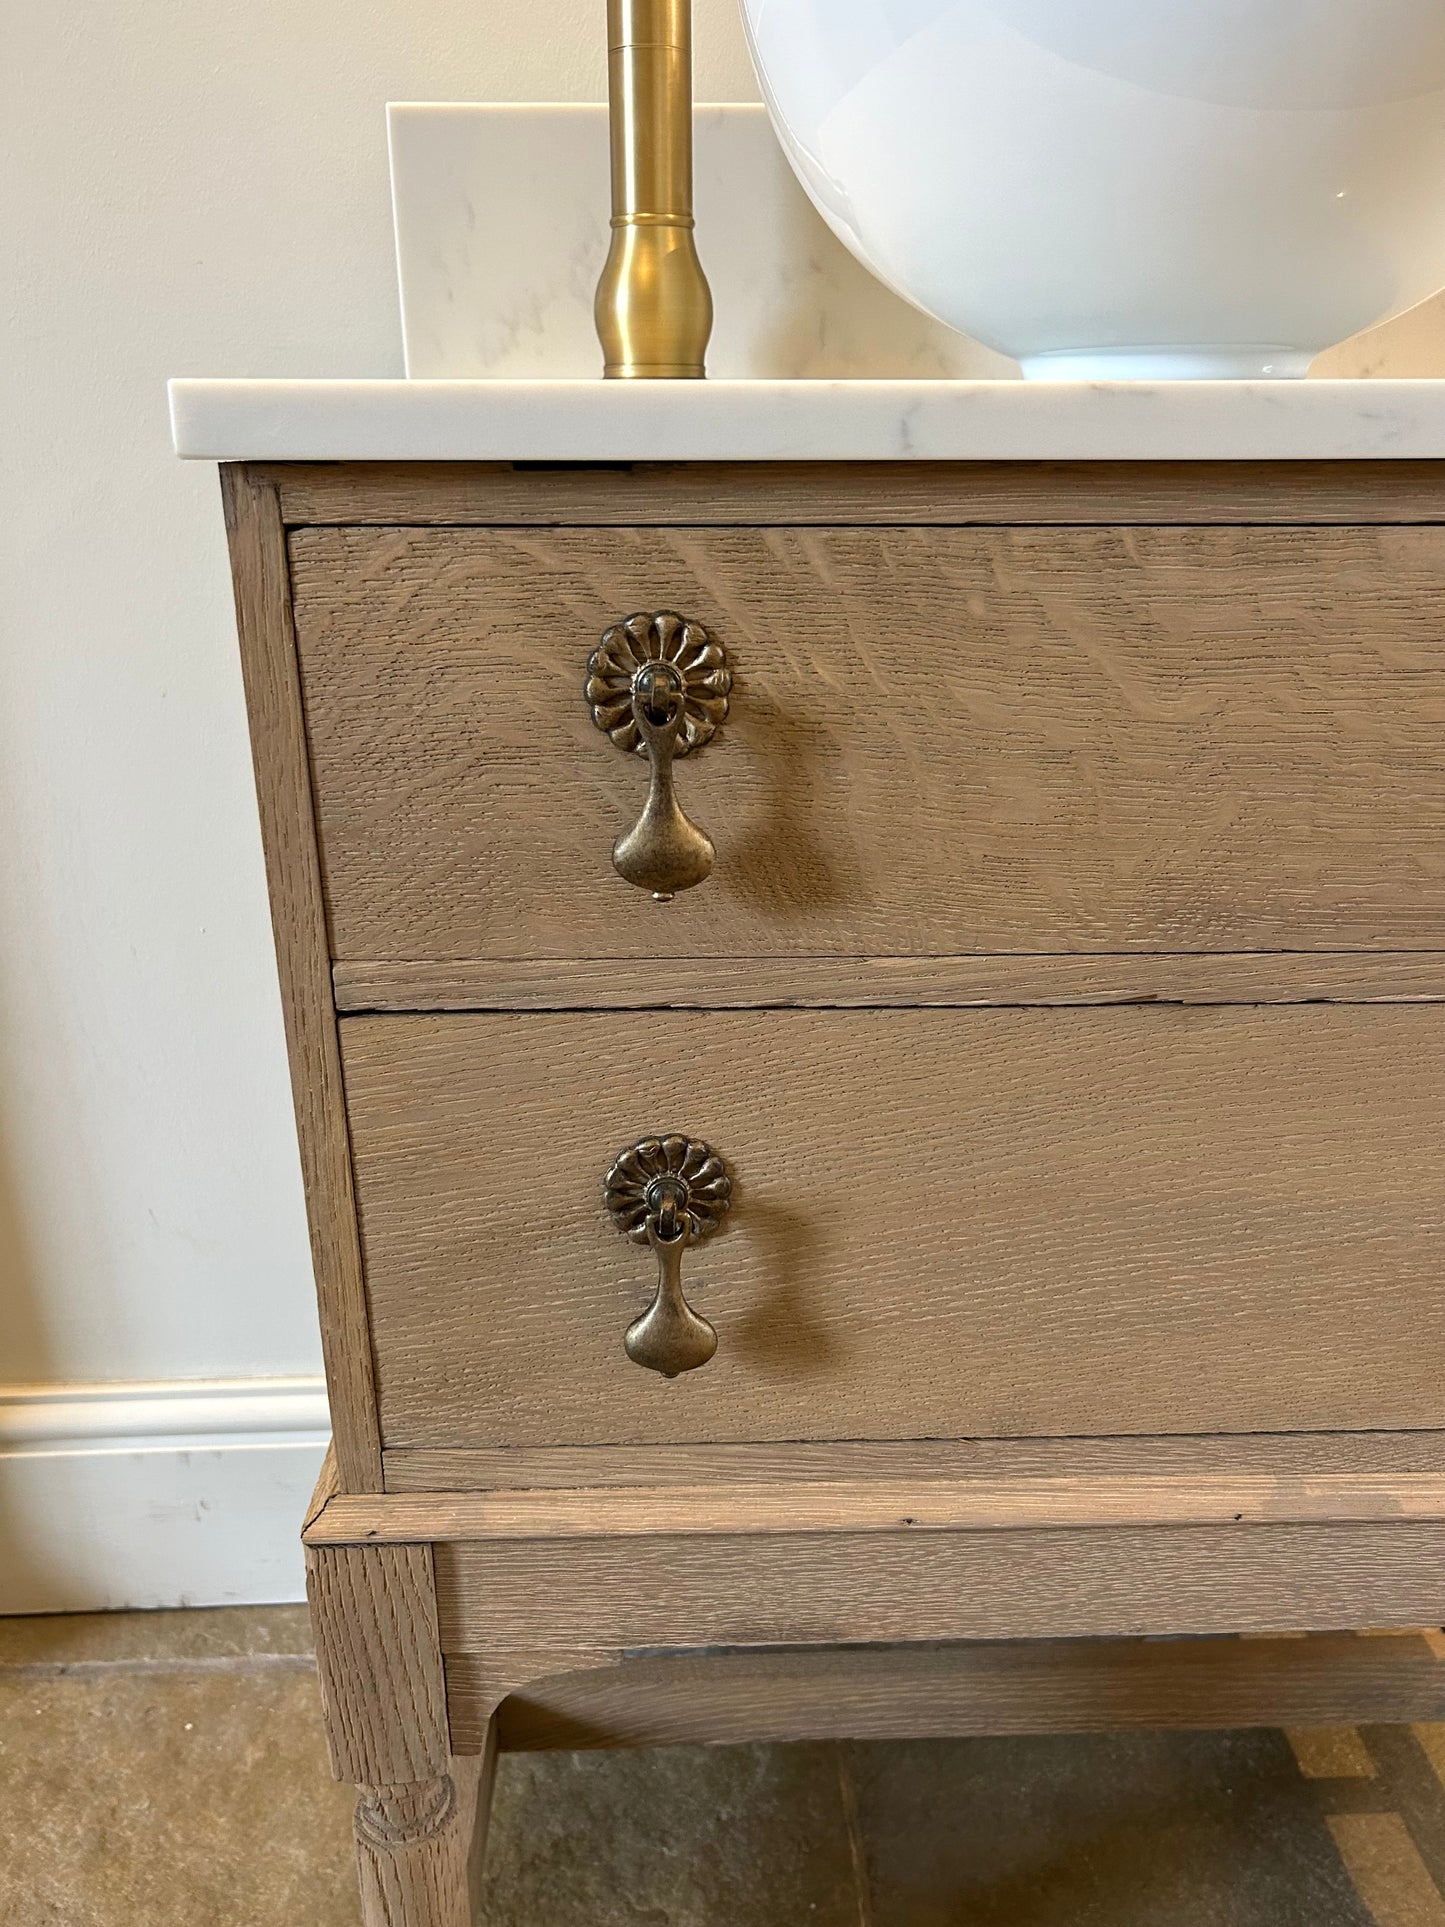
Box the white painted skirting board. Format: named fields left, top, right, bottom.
left=0, top=1378, right=330, bottom=1615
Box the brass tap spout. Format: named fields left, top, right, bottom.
left=595, top=0, right=713, bottom=378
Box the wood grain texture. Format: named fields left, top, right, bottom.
left=269, top=460, right=1445, bottom=528
left=306, top=1473, right=1445, bottom=1547
left=333, top=951, right=1445, bottom=1013
left=304, top=1441, right=340, bottom=1530
left=339, top=1006, right=1445, bottom=1449
left=433, top=1524, right=1445, bottom=1713
left=472, top=1633, right=1445, bottom=1753
left=289, top=523, right=1445, bottom=961
left=221, top=468, right=381, bottom=1490
left=353, top=1742, right=493, bottom=1927
left=305, top=1541, right=450, bottom=1786
left=381, top=1432, right=1445, bottom=1494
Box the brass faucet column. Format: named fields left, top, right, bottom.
left=595, top=0, right=713, bottom=378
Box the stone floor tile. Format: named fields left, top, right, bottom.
left=1327, top=1813, right=1445, bottom=1927
left=844, top=1730, right=1376, bottom=1927
left=10, top=1606, right=1445, bottom=1927
left=0, top=1664, right=354, bottom=1927
left=478, top=1742, right=862, bottom=1927
left=0, top=1605, right=314, bottom=1670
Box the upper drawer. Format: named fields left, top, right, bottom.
left=288, top=524, right=1445, bottom=961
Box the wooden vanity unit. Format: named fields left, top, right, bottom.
left=224, top=457, right=1445, bottom=1923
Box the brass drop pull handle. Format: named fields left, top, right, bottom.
left=604, top=1134, right=732, bottom=1377
left=586, top=613, right=732, bottom=902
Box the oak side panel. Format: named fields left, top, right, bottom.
left=220, top=467, right=381, bottom=1489
left=305, top=1540, right=450, bottom=1786
left=340, top=1005, right=1445, bottom=1450
left=472, top=1634, right=1445, bottom=1753
left=289, top=524, right=1445, bottom=961
left=333, top=951, right=1445, bottom=1013
left=268, top=460, right=1445, bottom=528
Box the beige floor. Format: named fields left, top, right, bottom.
left=6, top=1610, right=1445, bottom=1925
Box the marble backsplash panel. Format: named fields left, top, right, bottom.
left=389, top=103, right=1445, bottom=383
left=390, top=103, right=1011, bottom=380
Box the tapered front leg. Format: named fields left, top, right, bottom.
left=306, top=1538, right=493, bottom=1925
left=353, top=1746, right=494, bottom=1927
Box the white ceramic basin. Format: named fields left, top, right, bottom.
left=739, top=0, right=1445, bottom=377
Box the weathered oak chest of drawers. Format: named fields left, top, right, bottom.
left=226, top=458, right=1445, bottom=1924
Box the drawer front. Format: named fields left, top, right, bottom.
left=340, top=1007, right=1444, bottom=1450
left=291, top=524, right=1445, bottom=963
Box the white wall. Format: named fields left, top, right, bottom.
left=0, top=0, right=759, bottom=1610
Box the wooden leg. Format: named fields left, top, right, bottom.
left=306, top=1538, right=495, bottom=1926
left=354, top=1737, right=497, bottom=1927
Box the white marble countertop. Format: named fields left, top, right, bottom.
left=168, top=377, right=1445, bottom=464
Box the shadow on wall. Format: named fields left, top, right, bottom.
left=1316, top=287, right=1445, bottom=375
left=0, top=1095, right=50, bottom=1384
left=0, top=1052, right=61, bottom=1612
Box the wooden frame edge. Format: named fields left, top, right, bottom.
left=332, top=951, right=1445, bottom=1014
left=476, top=1632, right=1445, bottom=1753
left=264, top=459, right=1445, bottom=529
left=222, top=463, right=383, bottom=1491
left=304, top=1470, right=1445, bottom=1548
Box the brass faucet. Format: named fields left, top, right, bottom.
left=595, top=0, right=713, bottom=378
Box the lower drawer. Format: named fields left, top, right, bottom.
left=338, top=1006, right=1443, bottom=1450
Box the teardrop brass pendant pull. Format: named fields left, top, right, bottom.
left=632, top=1217, right=716, bottom=1377
left=604, top=1133, right=732, bottom=1377
left=585, top=613, right=731, bottom=902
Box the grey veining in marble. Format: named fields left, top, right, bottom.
left=388, top=103, right=1011, bottom=383
left=169, top=374, right=1445, bottom=464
